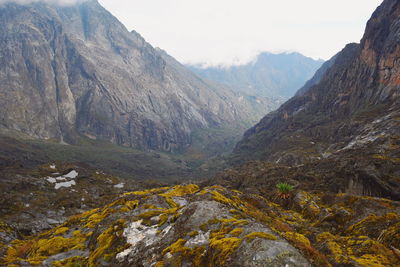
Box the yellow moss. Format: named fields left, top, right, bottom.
left=138, top=208, right=178, bottom=221
left=159, top=184, right=199, bottom=208
left=162, top=239, right=189, bottom=255
left=126, top=200, right=139, bottom=210
left=229, top=228, right=244, bottom=237
left=67, top=208, right=99, bottom=224
left=283, top=232, right=311, bottom=247
left=88, top=219, right=125, bottom=267
left=188, top=231, right=199, bottom=237
left=209, top=237, right=242, bottom=265
left=142, top=204, right=160, bottom=209
left=84, top=208, right=116, bottom=228
left=53, top=227, right=69, bottom=236
left=161, top=239, right=206, bottom=266
left=52, top=256, right=88, bottom=267
left=198, top=189, right=209, bottom=195
left=164, top=196, right=179, bottom=208
left=3, top=230, right=88, bottom=266
left=160, top=184, right=199, bottom=198
left=316, top=232, right=398, bottom=266
left=155, top=261, right=164, bottom=267
left=350, top=254, right=391, bottom=267
left=158, top=214, right=169, bottom=227
left=316, top=232, right=336, bottom=243
left=211, top=191, right=238, bottom=208
left=124, top=187, right=170, bottom=196
left=346, top=213, right=400, bottom=236
left=0, top=221, right=13, bottom=233
left=232, top=219, right=249, bottom=226
left=245, top=232, right=277, bottom=241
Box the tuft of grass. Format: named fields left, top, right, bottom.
left=276, top=183, right=294, bottom=194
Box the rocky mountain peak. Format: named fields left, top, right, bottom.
left=0, top=0, right=272, bottom=152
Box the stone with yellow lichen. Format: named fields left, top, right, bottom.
left=5, top=184, right=398, bottom=267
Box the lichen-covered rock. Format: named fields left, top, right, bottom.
left=1, top=184, right=399, bottom=267
left=0, top=185, right=312, bottom=266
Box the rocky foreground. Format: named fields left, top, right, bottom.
left=1, top=182, right=399, bottom=266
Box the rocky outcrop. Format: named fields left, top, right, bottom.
left=1, top=183, right=399, bottom=266
left=188, top=52, right=324, bottom=99
left=231, top=0, right=400, bottom=198
left=0, top=162, right=151, bottom=237
left=0, top=0, right=271, bottom=152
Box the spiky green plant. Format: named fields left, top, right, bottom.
left=276, top=183, right=294, bottom=199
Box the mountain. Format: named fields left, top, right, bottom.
left=0, top=0, right=273, bottom=154
left=231, top=0, right=400, bottom=200
left=187, top=52, right=324, bottom=99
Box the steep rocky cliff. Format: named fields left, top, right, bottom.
left=0, top=0, right=272, bottom=152
left=188, top=52, right=324, bottom=99
left=231, top=0, right=400, bottom=199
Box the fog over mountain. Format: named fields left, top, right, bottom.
left=188, top=52, right=324, bottom=99
left=0, top=0, right=87, bottom=5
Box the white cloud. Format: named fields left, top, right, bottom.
left=0, top=0, right=384, bottom=65
left=98, top=0, right=384, bottom=66
left=0, top=0, right=88, bottom=6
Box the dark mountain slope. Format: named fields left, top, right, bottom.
left=231, top=0, right=400, bottom=199
left=0, top=0, right=271, bottom=154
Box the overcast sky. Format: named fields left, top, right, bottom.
left=97, top=0, right=382, bottom=66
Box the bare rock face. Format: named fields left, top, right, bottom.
left=231, top=0, right=400, bottom=199
left=0, top=0, right=272, bottom=152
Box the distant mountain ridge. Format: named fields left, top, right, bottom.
left=187, top=52, right=324, bottom=99
left=231, top=0, right=400, bottom=200
left=0, top=0, right=274, bottom=153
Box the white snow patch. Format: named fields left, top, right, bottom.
left=49, top=164, right=56, bottom=169
left=45, top=170, right=79, bottom=189
left=63, top=170, right=78, bottom=179
left=55, top=180, right=76, bottom=190
left=46, top=177, right=57, bottom=183
left=114, top=183, right=125, bottom=189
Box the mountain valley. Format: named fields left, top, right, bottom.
left=0, top=0, right=400, bottom=266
